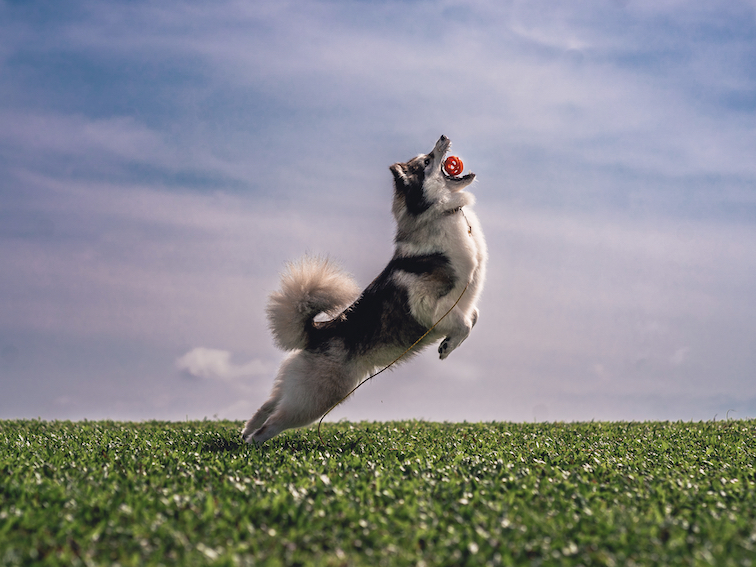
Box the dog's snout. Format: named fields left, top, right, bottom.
left=434, top=135, right=451, bottom=156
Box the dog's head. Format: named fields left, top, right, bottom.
left=389, top=135, right=475, bottom=220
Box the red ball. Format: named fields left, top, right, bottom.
left=444, top=156, right=463, bottom=176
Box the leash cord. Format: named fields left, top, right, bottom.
left=317, top=279, right=469, bottom=445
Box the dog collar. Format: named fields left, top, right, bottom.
left=445, top=206, right=464, bottom=215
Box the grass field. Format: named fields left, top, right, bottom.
left=1, top=419, right=755, bottom=566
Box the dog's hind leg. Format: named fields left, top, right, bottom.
left=249, top=413, right=288, bottom=445
left=248, top=404, right=317, bottom=445
left=247, top=381, right=351, bottom=445
left=241, top=394, right=280, bottom=442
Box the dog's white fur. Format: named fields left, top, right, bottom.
left=242, top=136, right=487, bottom=444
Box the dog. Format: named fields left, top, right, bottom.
left=242, top=135, right=487, bottom=444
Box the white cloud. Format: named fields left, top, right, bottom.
left=0, top=169, right=391, bottom=346
left=0, top=111, right=258, bottom=184
left=670, top=347, right=691, bottom=367
left=176, top=347, right=271, bottom=380
left=0, top=112, right=161, bottom=161
left=5, top=0, right=756, bottom=186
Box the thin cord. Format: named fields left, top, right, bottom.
left=461, top=209, right=472, bottom=235
left=317, top=279, right=469, bottom=445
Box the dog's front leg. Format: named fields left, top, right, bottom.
left=437, top=307, right=478, bottom=360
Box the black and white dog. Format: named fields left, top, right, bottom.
left=242, top=135, right=487, bottom=444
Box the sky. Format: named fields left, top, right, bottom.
left=1, top=0, right=755, bottom=424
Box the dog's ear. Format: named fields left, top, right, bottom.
left=390, top=163, right=408, bottom=189
left=390, top=161, right=430, bottom=215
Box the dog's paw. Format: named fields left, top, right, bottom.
left=439, top=329, right=471, bottom=360
left=242, top=430, right=264, bottom=446
left=241, top=421, right=262, bottom=444
left=438, top=338, right=451, bottom=360
left=240, top=424, right=254, bottom=440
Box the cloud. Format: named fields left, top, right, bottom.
left=5, top=0, right=756, bottom=190
left=0, top=111, right=258, bottom=186
left=0, top=112, right=163, bottom=162
left=670, top=347, right=691, bottom=367
left=0, top=169, right=393, bottom=348
left=176, top=347, right=271, bottom=381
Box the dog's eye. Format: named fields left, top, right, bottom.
left=424, top=157, right=431, bottom=166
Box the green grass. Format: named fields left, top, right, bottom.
left=1, top=420, right=755, bottom=566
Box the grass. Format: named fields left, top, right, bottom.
left=1, top=419, right=755, bottom=566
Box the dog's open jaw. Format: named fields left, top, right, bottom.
left=431, top=135, right=475, bottom=192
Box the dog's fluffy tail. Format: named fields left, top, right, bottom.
left=266, top=256, right=361, bottom=351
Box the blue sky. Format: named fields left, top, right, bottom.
left=1, top=0, right=755, bottom=423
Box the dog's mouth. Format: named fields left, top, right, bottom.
left=442, top=168, right=476, bottom=183
left=433, top=135, right=475, bottom=186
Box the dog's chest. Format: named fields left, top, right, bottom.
left=445, top=216, right=483, bottom=279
